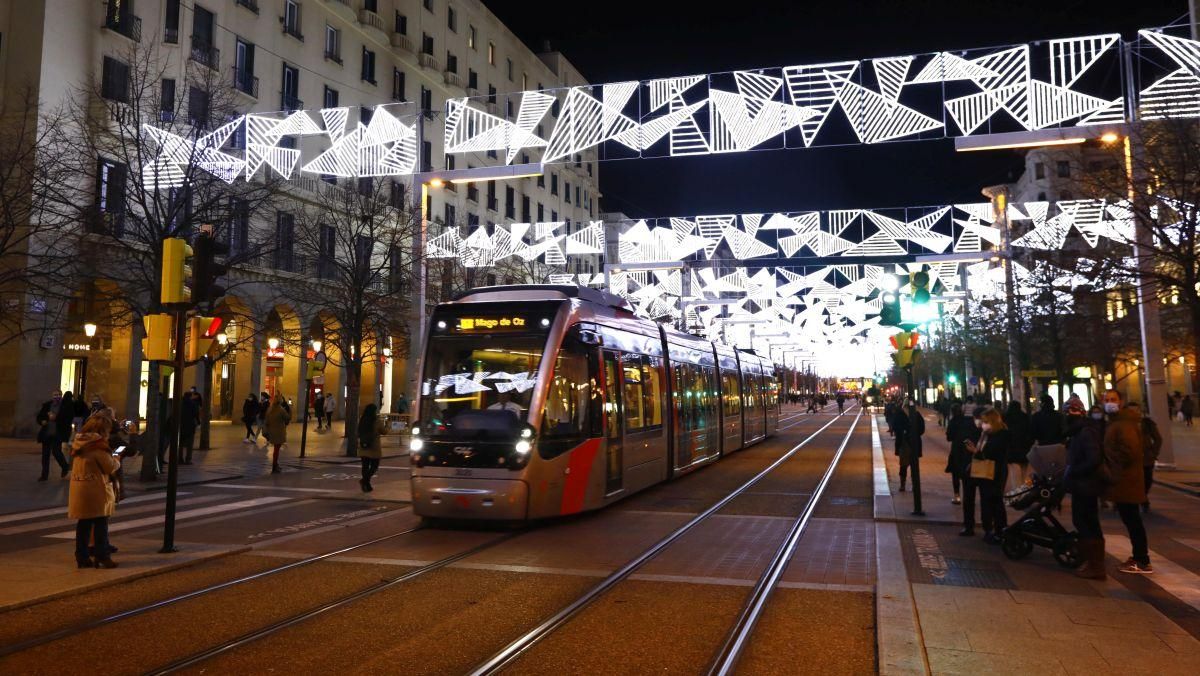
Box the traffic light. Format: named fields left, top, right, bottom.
left=879, top=291, right=901, bottom=326
left=185, top=316, right=223, bottom=362
left=161, top=238, right=193, bottom=305
left=142, top=313, right=174, bottom=361
left=192, top=228, right=229, bottom=306
left=947, top=373, right=958, bottom=384
left=889, top=331, right=921, bottom=369
left=910, top=267, right=931, bottom=305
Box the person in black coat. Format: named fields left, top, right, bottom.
left=891, top=401, right=910, bottom=490
left=1064, top=411, right=1106, bottom=579
left=56, top=392, right=76, bottom=446
left=966, top=408, right=1011, bottom=544
left=1004, top=401, right=1032, bottom=490
left=179, top=391, right=201, bottom=464
left=1030, top=395, right=1064, bottom=446
left=35, top=390, right=71, bottom=481
left=947, top=404, right=982, bottom=534
left=241, top=394, right=259, bottom=442
left=903, top=401, right=927, bottom=516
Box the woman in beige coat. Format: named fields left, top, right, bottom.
left=69, top=416, right=120, bottom=568
left=264, top=391, right=291, bottom=474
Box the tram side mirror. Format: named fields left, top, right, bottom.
left=577, top=330, right=602, bottom=346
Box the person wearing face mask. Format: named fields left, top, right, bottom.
left=965, top=408, right=1010, bottom=544
left=1063, top=403, right=1107, bottom=579
left=1100, top=389, right=1152, bottom=574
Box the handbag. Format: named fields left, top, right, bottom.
left=970, top=454, right=996, bottom=480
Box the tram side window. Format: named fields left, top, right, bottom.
left=622, top=353, right=645, bottom=431
left=540, top=334, right=601, bottom=457
left=641, top=356, right=664, bottom=428
left=721, top=369, right=741, bottom=416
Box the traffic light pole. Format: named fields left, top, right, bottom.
left=161, top=305, right=187, bottom=553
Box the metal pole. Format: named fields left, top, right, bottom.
left=299, top=376, right=312, bottom=458
left=407, top=112, right=427, bottom=413
left=1120, top=41, right=1176, bottom=467
left=984, top=184, right=1026, bottom=409
left=959, top=263, right=975, bottom=397
left=161, top=307, right=187, bottom=553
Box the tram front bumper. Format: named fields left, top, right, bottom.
left=412, top=477, right=529, bottom=520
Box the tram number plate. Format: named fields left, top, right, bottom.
left=455, top=468, right=474, bottom=477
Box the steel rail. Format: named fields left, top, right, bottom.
left=0, top=525, right=424, bottom=657
left=707, top=408, right=863, bottom=675
left=467, top=411, right=851, bottom=676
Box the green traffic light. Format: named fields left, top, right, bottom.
left=947, top=374, right=958, bottom=384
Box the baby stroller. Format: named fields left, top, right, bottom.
left=1000, top=444, right=1081, bottom=568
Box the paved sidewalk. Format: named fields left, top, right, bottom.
left=873, top=410, right=1200, bottom=675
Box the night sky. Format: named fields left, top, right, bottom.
left=483, top=0, right=1187, bottom=218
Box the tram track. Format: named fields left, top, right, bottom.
left=468, top=407, right=861, bottom=675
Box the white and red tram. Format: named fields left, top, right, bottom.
left=409, top=285, right=780, bottom=521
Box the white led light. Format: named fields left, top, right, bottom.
left=409, top=438, right=424, bottom=452
left=880, top=274, right=900, bottom=292
left=514, top=440, right=532, bottom=454
left=436, top=321, right=447, bottom=329
left=521, top=427, right=533, bottom=439
left=540, top=318, right=550, bottom=327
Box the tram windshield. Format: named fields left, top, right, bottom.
left=419, top=336, right=546, bottom=437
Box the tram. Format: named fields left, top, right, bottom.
left=409, top=285, right=780, bottom=521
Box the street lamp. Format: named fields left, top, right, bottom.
left=83, top=322, right=98, bottom=338
left=267, top=336, right=280, bottom=351
left=216, top=332, right=228, bottom=346
left=311, top=338, right=322, bottom=353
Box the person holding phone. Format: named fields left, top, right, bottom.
left=68, top=416, right=120, bottom=568
left=965, top=408, right=1011, bottom=545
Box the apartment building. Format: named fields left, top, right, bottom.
left=0, top=0, right=601, bottom=435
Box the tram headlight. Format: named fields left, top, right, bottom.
left=514, top=440, right=532, bottom=454
left=409, top=437, right=425, bottom=452
left=411, top=426, right=420, bottom=436
left=520, top=426, right=533, bottom=439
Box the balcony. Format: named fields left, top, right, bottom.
left=390, top=33, right=414, bottom=54
left=282, top=19, right=303, bottom=41
left=417, top=53, right=439, bottom=71
left=281, top=94, right=303, bottom=112
left=358, top=9, right=387, bottom=41
left=164, top=27, right=178, bottom=44
left=86, top=207, right=126, bottom=239
left=189, top=40, right=220, bottom=70
left=103, top=13, right=142, bottom=42
left=235, top=0, right=259, bottom=13
left=485, top=102, right=500, bottom=116
left=324, top=49, right=343, bottom=65
left=231, top=67, right=259, bottom=98
left=321, top=0, right=355, bottom=22
left=443, top=71, right=462, bottom=88
left=465, top=87, right=479, bottom=97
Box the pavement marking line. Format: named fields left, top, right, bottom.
left=871, top=414, right=890, bottom=497
left=43, top=496, right=293, bottom=539
left=0, top=491, right=191, bottom=525
left=1106, top=533, right=1200, bottom=613
left=1179, top=538, right=1200, bottom=553
left=248, top=506, right=412, bottom=548
left=204, top=483, right=340, bottom=493
left=0, top=494, right=229, bottom=536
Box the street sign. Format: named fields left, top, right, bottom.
left=968, top=376, right=979, bottom=386
left=1020, top=369, right=1056, bottom=378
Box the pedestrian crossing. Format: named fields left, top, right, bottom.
left=0, top=492, right=295, bottom=540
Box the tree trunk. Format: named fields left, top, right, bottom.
left=343, top=358, right=361, bottom=457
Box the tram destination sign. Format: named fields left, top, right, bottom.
left=456, top=316, right=529, bottom=332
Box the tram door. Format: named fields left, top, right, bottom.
left=602, top=350, right=623, bottom=494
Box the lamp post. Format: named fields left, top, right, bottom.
left=299, top=338, right=325, bottom=459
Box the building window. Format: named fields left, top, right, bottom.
left=389, top=181, right=406, bottom=208
left=551, top=173, right=558, bottom=196
left=506, top=58, right=513, bottom=81
left=488, top=41, right=495, bottom=65
left=160, top=78, right=176, bottom=121
left=324, top=25, right=340, bottom=63
left=447, top=5, right=456, bottom=31
left=394, top=12, right=407, bottom=35
left=234, top=40, right=257, bottom=97
left=190, top=5, right=218, bottom=69
left=392, top=68, right=405, bottom=101
left=361, top=47, right=376, bottom=84
left=323, top=85, right=338, bottom=108
left=575, top=186, right=581, bottom=206
left=187, top=86, right=209, bottom=128
left=281, top=64, right=300, bottom=110
left=95, top=158, right=127, bottom=234
left=443, top=203, right=457, bottom=226
left=505, top=187, right=515, bottom=218
left=468, top=25, right=476, bottom=49
left=164, top=0, right=180, bottom=43
left=487, top=182, right=497, bottom=211
left=551, top=210, right=557, bottom=222
left=1057, top=160, right=1070, bottom=178
left=521, top=195, right=530, bottom=221
left=363, top=0, right=377, bottom=12
left=522, top=72, right=528, bottom=90
left=506, top=98, right=514, bottom=118
left=274, top=212, right=295, bottom=272
left=421, top=141, right=432, bottom=172
left=467, top=69, right=478, bottom=90
left=227, top=198, right=250, bottom=255
left=537, top=202, right=544, bottom=221
left=537, top=173, right=544, bottom=188
left=423, top=0, right=434, bottom=12
left=446, top=51, right=457, bottom=74
left=101, top=56, right=131, bottom=103
left=420, top=86, right=432, bottom=114
left=1037, top=191, right=1046, bottom=201
left=421, top=33, right=433, bottom=55
left=487, top=85, right=496, bottom=105
left=317, top=223, right=335, bottom=279
left=564, top=181, right=572, bottom=204
left=283, top=0, right=302, bottom=39
left=1033, top=162, right=1044, bottom=179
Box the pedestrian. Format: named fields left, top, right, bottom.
left=35, top=390, right=71, bottom=481
left=57, top=391, right=77, bottom=448
left=1168, top=392, right=1179, bottom=421
left=903, top=400, right=926, bottom=516
left=1004, top=400, right=1032, bottom=492
left=965, top=408, right=1010, bottom=545
left=323, top=392, right=336, bottom=430
left=264, top=391, right=291, bottom=474
left=68, top=415, right=121, bottom=569
left=314, top=391, right=326, bottom=430
left=1065, top=393, right=1085, bottom=417
left=70, top=391, right=88, bottom=439
left=255, top=391, right=270, bottom=438
left=1100, top=389, right=1153, bottom=574
left=88, top=394, right=106, bottom=416
left=179, top=391, right=200, bottom=464
left=836, top=392, right=845, bottom=415
left=394, top=392, right=409, bottom=416
left=1133, top=402, right=1162, bottom=513
left=1030, top=395, right=1064, bottom=446
left=884, top=399, right=896, bottom=436
left=1063, top=402, right=1107, bottom=579
left=241, top=393, right=258, bottom=443
left=891, top=399, right=910, bottom=491
left=1181, top=395, right=1195, bottom=427
left=357, top=403, right=386, bottom=492
left=947, top=404, right=981, bottom=533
